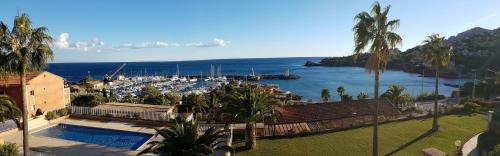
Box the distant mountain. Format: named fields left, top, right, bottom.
left=306, top=27, right=500, bottom=78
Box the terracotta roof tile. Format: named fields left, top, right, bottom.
left=275, top=99, right=400, bottom=123
left=0, top=72, right=42, bottom=85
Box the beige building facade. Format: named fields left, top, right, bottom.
left=0, top=71, right=70, bottom=117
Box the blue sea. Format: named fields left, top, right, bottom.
left=48, top=57, right=464, bottom=101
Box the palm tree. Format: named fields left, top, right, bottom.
left=223, top=86, right=279, bottom=149
left=182, top=93, right=209, bottom=114
left=321, top=88, right=331, bottom=103
left=336, top=86, right=346, bottom=97
left=382, top=85, right=411, bottom=110
left=138, top=119, right=231, bottom=156
left=337, top=86, right=353, bottom=102
left=353, top=2, right=402, bottom=155
left=0, top=14, right=54, bottom=156
left=357, top=92, right=369, bottom=101
left=422, top=34, right=452, bottom=132
left=0, top=95, right=22, bottom=127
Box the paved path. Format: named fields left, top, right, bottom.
left=462, top=133, right=481, bottom=156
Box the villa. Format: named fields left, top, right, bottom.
left=0, top=71, right=71, bottom=117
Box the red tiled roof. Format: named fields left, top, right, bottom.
left=0, top=72, right=42, bottom=85
left=274, top=99, right=400, bottom=123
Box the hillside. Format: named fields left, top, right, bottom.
left=306, top=27, right=500, bottom=78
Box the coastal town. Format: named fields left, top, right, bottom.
left=1, top=1, right=500, bottom=156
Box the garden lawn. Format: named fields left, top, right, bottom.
left=236, top=114, right=487, bottom=156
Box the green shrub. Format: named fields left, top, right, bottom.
left=493, top=111, right=500, bottom=122
left=486, top=144, right=500, bottom=156
left=72, top=94, right=104, bottom=107
left=462, top=102, right=480, bottom=113
left=416, top=92, right=445, bottom=102
left=0, top=143, right=18, bottom=156
left=45, top=111, right=59, bottom=120
left=57, top=108, right=69, bottom=116
left=477, top=132, right=500, bottom=155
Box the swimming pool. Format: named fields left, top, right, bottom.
left=33, top=124, right=153, bottom=150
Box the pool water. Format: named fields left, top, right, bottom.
left=33, top=124, right=153, bottom=150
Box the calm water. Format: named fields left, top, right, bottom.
left=48, top=57, right=463, bottom=101
left=33, top=124, right=152, bottom=150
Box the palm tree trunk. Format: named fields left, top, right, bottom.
left=373, top=65, right=379, bottom=156
left=20, top=70, right=30, bottom=156
left=245, top=121, right=256, bottom=149
left=432, top=68, right=439, bottom=131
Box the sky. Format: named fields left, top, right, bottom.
left=1, top=0, right=500, bottom=63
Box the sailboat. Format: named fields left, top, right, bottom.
left=171, top=64, right=180, bottom=81
left=189, top=75, right=197, bottom=82
left=204, top=64, right=215, bottom=81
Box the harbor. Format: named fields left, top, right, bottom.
left=99, top=63, right=300, bottom=101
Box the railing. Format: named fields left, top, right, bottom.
left=70, top=106, right=173, bottom=121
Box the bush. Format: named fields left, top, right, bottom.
left=462, top=102, right=480, bottom=113
left=57, top=108, right=70, bottom=116
left=478, top=132, right=500, bottom=156
left=493, top=110, right=500, bottom=122
left=416, top=92, right=445, bottom=102
left=35, top=108, right=44, bottom=116
left=45, top=111, right=59, bottom=120
left=72, top=94, right=104, bottom=107
left=143, top=96, right=168, bottom=105
left=486, top=145, right=500, bottom=156
left=0, top=143, right=18, bottom=156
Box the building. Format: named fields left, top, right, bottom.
left=89, top=80, right=104, bottom=90
left=258, top=99, right=401, bottom=136
left=273, top=99, right=401, bottom=123
left=0, top=71, right=70, bottom=117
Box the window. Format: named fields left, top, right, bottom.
left=30, top=90, right=35, bottom=95
left=43, top=87, right=46, bottom=92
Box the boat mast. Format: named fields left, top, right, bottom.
left=176, top=64, right=180, bottom=76
left=210, top=64, right=215, bottom=80
left=218, top=64, right=222, bottom=79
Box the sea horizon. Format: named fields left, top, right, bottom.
left=48, top=56, right=328, bottom=64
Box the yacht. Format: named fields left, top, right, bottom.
left=171, top=75, right=179, bottom=81
left=179, top=77, right=187, bottom=82
left=189, top=77, right=198, bottom=82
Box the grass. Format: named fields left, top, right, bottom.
left=235, top=114, right=487, bottom=156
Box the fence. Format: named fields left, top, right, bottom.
left=70, top=106, right=173, bottom=121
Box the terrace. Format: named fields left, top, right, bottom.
left=3, top=118, right=163, bottom=156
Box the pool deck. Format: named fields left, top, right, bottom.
left=4, top=117, right=164, bottom=156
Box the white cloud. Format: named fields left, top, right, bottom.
left=52, top=33, right=105, bottom=52
left=53, top=33, right=70, bottom=49
left=117, top=41, right=178, bottom=49
left=117, top=38, right=228, bottom=49
left=186, top=38, right=228, bottom=47
left=52, top=33, right=228, bottom=51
